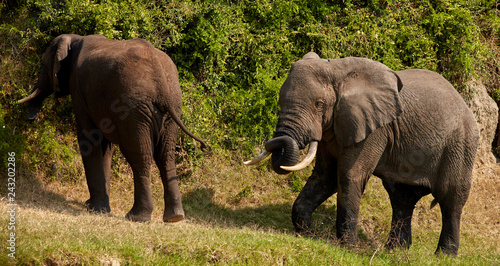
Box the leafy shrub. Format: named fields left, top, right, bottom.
left=1, top=0, right=498, bottom=181
left=152, top=0, right=492, bottom=147
left=30, top=0, right=157, bottom=40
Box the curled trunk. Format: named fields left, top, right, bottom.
left=265, top=135, right=300, bottom=175
left=280, top=141, right=318, bottom=171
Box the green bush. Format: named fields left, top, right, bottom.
left=1, top=0, right=498, bottom=180
left=151, top=0, right=491, bottom=146
left=30, top=0, right=157, bottom=40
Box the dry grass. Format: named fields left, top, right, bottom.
left=1, top=151, right=499, bottom=264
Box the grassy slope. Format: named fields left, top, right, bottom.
left=1, top=1, right=499, bottom=264
left=1, top=152, right=499, bottom=265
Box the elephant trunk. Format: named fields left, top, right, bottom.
left=280, top=141, right=318, bottom=172
left=17, top=86, right=52, bottom=121
left=265, top=135, right=300, bottom=175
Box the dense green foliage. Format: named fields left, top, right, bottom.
left=1, top=0, right=499, bottom=165
left=1, top=2, right=499, bottom=264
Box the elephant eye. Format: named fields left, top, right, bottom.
left=315, top=100, right=325, bottom=111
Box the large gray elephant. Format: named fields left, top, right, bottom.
left=18, top=34, right=209, bottom=223
left=245, top=52, right=479, bottom=256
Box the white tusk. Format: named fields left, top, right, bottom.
left=17, top=88, right=42, bottom=103
left=243, top=150, right=271, bottom=165
left=280, top=141, right=318, bottom=171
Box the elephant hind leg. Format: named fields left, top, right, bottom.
left=382, top=180, right=430, bottom=249
left=432, top=178, right=470, bottom=256
left=85, top=138, right=114, bottom=212
left=432, top=147, right=473, bottom=256
left=435, top=204, right=463, bottom=256
left=119, top=139, right=154, bottom=222
left=154, top=120, right=184, bottom=223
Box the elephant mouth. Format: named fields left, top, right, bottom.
left=244, top=135, right=318, bottom=175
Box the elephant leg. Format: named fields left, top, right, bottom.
left=433, top=149, right=472, bottom=256
left=433, top=179, right=470, bottom=256
left=154, top=119, right=184, bottom=223
left=292, top=145, right=337, bottom=235
left=382, top=181, right=430, bottom=249
left=435, top=203, right=463, bottom=256
left=335, top=140, right=385, bottom=246
left=120, top=136, right=154, bottom=222
left=77, top=126, right=110, bottom=213
left=335, top=175, right=368, bottom=246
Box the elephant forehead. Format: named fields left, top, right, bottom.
left=279, top=77, right=321, bottom=104
left=281, top=66, right=325, bottom=94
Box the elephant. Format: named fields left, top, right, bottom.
left=18, top=34, right=209, bottom=223
left=245, top=52, right=479, bottom=256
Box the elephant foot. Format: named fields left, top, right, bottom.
left=163, top=207, right=185, bottom=223
left=85, top=198, right=111, bottom=214
left=336, top=232, right=357, bottom=248
left=435, top=246, right=458, bottom=257
left=293, top=218, right=315, bottom=238
left=163, top=213, right=184, bottom=223
left=295, top=227, right=316, bottom=238
left=385, top=236, right=411, bottom=250
left=125, top=210, right=152, bottom=222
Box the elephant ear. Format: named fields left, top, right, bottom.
left=52, top=35, right=72, bottom=93
left=333, top=58, right=403, bottom=147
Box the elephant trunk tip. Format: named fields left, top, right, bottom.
left=280, top=141, right=318, bottom=171
left=243, top=136, right=318, bottom=175
left=265, top=135, right=300, bottom=175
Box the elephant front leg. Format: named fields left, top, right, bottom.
left=155, top=121, right=184, bottom=223
left=335, top=137, right=386, bottom=246
left=292, top=148, right=337, bottom=235
left=78, top=129, right=110, bottom=213
left=335, top=168, right=372, bottom=246
left=335, top=182, right=363, bottom=246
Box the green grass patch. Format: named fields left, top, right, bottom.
left=0, top=1, right=499, bottom=264
left=1, top=159, right=498, bottom=265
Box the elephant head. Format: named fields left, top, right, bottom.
left=245, top=52, right=403, bottom=174
left=18, top=34, right=80, bottom=120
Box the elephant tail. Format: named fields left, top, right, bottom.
left=159, top=103, right=211, bottom=153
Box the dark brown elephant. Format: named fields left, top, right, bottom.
left=245, top=52, right=479, bottom=256
left=19, top=34, right=209, bottom=223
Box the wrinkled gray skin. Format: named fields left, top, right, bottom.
left=262, top=52, right=478, bottom=256
left=20, top=34, right=209, bottom=223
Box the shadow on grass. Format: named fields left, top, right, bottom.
left=12, top=167, right=87, bottom=215
left=182, top=187, right=340, bottom=238
left=0, top=100, right=88, bottom=216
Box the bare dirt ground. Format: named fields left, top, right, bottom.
left=462, top=164, right=500, bottom=246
